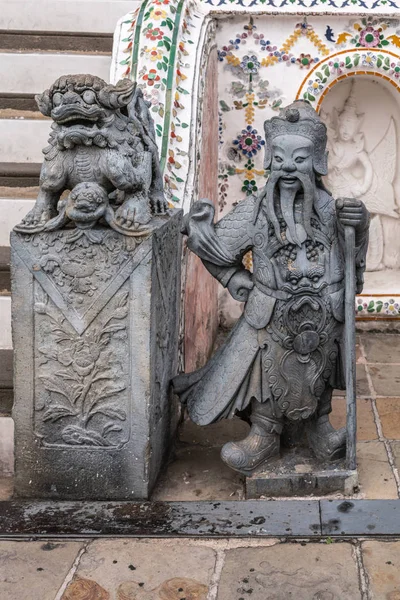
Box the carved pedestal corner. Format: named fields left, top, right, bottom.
left=11, top=211, right=182, bottom=500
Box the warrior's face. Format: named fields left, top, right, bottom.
left=271, top=134, right=314, bottom=188
left=265, top=133, right=317, bottom=246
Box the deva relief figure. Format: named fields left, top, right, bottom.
left=15, top=74, right=167, bottom=236
left=174, top=101, right=370, bottom=475
left=323, top=83, right=399, bottom=271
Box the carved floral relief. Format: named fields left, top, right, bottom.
left=34, top=284, right=130, bottom=448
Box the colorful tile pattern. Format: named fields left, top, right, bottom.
left=357, top=297, right=400, bottom=316
left=112, top=8, right=400, bottom=315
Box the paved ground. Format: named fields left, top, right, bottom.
left=2, top=537, right=400, bottom=599
left=1, top=333, right=400, bottom=599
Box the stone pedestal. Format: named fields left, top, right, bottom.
left=246, top=448, right=358, bottom=499
left=11, top=211, right=182, bottom=500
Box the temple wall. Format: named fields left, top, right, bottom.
left=184, top=47, right=220, bottom=372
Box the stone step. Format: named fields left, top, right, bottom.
left=0, top=297, right=11, bottom=349
left=0, top=164, right=41, bottom=187
left=0, top=197, right=36, bottom=296
left=0, top=197, right=35, bottom=246
left=0, top=31, right=113, bottom=54
left=0, top=0, right=138, bottom=34
left=0, top=119, right=50, bottom=163
left=0, top=52, right=112, bottom=95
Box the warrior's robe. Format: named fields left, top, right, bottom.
left=173, top=188, right=369, bottom=426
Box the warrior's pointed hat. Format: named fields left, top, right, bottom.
left=263, top=100, right=328, bottom=175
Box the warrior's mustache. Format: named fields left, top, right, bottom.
left=263, top=171, right=317, bottom=247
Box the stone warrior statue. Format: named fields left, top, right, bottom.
left=173, top=101, right=370, bottom=475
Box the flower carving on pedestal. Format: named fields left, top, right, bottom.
left=34, top=284, right=129, bottom=448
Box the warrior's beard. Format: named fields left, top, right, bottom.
left=265, top=171, right=317, bottom=246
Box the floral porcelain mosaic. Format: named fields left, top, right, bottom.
left=112, top=5, right=400, bottom=316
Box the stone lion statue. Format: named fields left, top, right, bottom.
left=16, top=74, right=167, bottom=235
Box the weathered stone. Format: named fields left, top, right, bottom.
left=369, top=364, right=400, bottom=396
left=246, top=449, right=358, bottom=499
left=330, top=398, right=378, bottom=440
left=362, top=333, right=400, bottom=363
left=14, top=74, right=167, bottom=235
left=362, top=541, right=400, bottom=599
left=376, top=398, right=400, bottom=439
left=0, top=540, right=83, bottom=600
left=173, top=100, right=369, bottom=483
left=67, top=539, right=216, bottom=598
left=217, top=543, right=361, bottom=599
left=11, top=211, right=182, bottom=499
left=357, top=441, right=398, bottom=499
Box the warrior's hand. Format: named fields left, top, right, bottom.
left=227, top=270, right=254, bottom=302
left=336, top=197, right=369, bottom=231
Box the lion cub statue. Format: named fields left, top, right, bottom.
left=16, top=74, right=167, bottom=235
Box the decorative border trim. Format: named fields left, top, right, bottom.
left=356, top=295, right=400, bottom=316
left=297, top=47, right=400, bottom=107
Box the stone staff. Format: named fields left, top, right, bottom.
left=344, top=219, right=357, bottom=471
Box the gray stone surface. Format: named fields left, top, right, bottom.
left=216, top=543, right=361, bottom=599
left=173, top=100, right=369, bottom=480
left=11, top=211, right=182, bottom=499
left=0, top=540, right=83, bottom=600
left=14, top=74, right=167, bottom=235
left=246, top=449, right=358, bottom=498
left=321, top=499, right=400, bottom=535
left=0, top=499, right=322, bottom=537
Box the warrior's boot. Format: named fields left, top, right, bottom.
left=307, top=414, right=346, bottom=461
left=220, top=400, right=281, bottom=475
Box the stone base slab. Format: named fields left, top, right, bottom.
left=246, top=448, right=358, bottom=499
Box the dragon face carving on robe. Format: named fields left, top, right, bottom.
left=15, top=74, right=167, bottom=236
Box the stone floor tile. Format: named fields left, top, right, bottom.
left=333, top=365, right=370, bottom=397
left=331, top=398, right=378, bottom=440
left=362, top=540, right=400, bottom=599
left=63, top=539, right=215, bottom=600
left=357, top=441, right=398, bottom=499
left=362, top=333, right=400, bottom=363
left=152, top=445, right=244, bottom=500
left=216, top=542, right=361, bottom=599
left=369, top=364, right=400, bottom=397
left=0, top=540, right=83, bottom=600
left=356, top=363, right=371, bottom=396
left=179, top=417, right=249, bottom=447
left=376, top=398, right=400, bottom=439
left=356, top=336, right=363, bottom=363
left=329, top=366, right=370, bottom=396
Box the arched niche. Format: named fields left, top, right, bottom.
left=319, top=74, right=400, bottom=295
